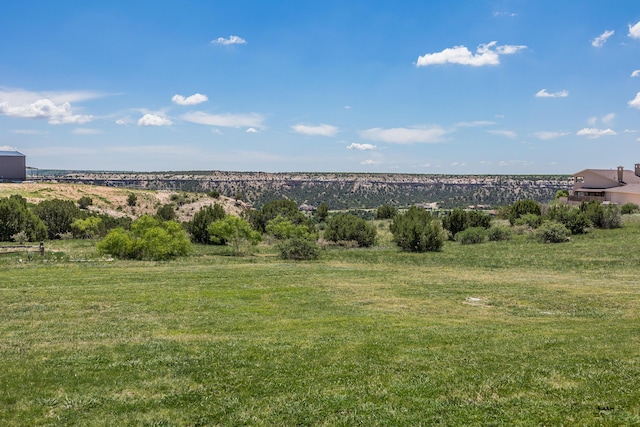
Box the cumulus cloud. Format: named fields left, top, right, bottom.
left=0, top=145, right=18, bottom=151
left=347, top=143, right=376, bottom=151
left=172, top=93, right=208, bottom=106
left=137, top=114, right=173, bottom=127
left=632, top=70, right=640, bottom=77
left=416, top=41, right=526, bottom=67
left=576, top=128, right=617, bottom=138
left=291, top=123, right=338, bottom=136
left=592, top=30, right=614, bottom=47
left=629, top=92, right=640, bottom=109
left=72, top=128, right=101, bottom=135
left=359, top=126, right=447, bottom=144
left=533, top=131, right=571, bottom=140
left=181, top=111, right=264, bottom=128
left=602, top=113, right=615, bottom=125
left=246, top=127, right=258, bottom=133
left=535, top=89, right=569, bottom=98
left=211, top=35, right=247, bottom=45
left=361, top=159, right=381, bottom=165
left=488, top=130, right=517, bottom=139
left=629, top=22, right=640, bottom=39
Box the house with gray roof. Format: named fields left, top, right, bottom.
left=568, top=164, right=640, bottom=205
left=0, top=151, right=26, bottom=182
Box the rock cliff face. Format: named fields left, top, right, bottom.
left=51, top=171, right=572, bottom=209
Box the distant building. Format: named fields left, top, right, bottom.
left=568, top=164, right=640, bottom=205
left=0, top=151, right=26, bottom=182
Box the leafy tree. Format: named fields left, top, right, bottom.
left=266, top=215, right=316, bottom=240
left=156, top=203, right=177, bottom=221
left=127, top=193, right=137, bottom=207
left=324, top=213, right=376, bottom=247
left=77, top=196, right=93, bottom=209
left=71, top=217, right=102, bottom=240
left=248, top=199, right=309, bottom=233
left=390, top=206, right=445, bottom=252
left=208, top=215, right=262, bottom=255
left=555, top=190, right=569, bottom=199
left=32, top=198, right=82, bottom=239
left=545, top=204, right=590, bottom=234
left=375, top=204, right=398, bottom=220
left=187, top=204, right=226, bottom=244
left=315, top=202, right=329, bottom=222
left=98, top=215, right=190, bottom=260
left=442, top=208, right=467, bottom=237
left=0, top=195, right=47, bottom=242
left=509, top=200, right=542, bottom=225
left=465, top=210, right=491, bottom=229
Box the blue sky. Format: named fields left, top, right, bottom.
left=2, top=1, right=640, bottom=173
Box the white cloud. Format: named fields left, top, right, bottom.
left=11, top=129, right=47, bottom=135
left=0, top=145, right=17, bottom=151
left=455, top=120, right=495, bottom=127
left=628, top=92, right=640, bottom=109
left=211, top=35, right=247, bottom=45
left=629, top=22, right=640, bottom=39
left=416, top=41, right=526, bottom=67
left=347, top=143, right=376, bottom=151
left=632, top=70, right=640, bottom=77
left=587, top=116, right=598, bottom=125
left=181, top=111, right=264, bottom=128
left=488, top=130, right=517, bottom=139
left=535, top=89, right=569, bottom=98
left=137, top=113, right=173, bottom=127
left=533, top=131, right=570, bottom=140
left=576, top=128, right=617, bottom=138
left=361, top=159, right=381, bottom=165
left=602, top=112, right=615, bottom=125
left=246, top=127, right=258, bottom=133
left=0, top=98, right=92, bottom=124
left=72, top=128, right=101, bottom=135
left=291, top=123, right=338, bottom=136
left=592, top=30, right=614, bottom=47
left=359, top=126, right=447, bottom=144
left=172, top=93, right=208, bottom=106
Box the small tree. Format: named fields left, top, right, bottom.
left=375, top=205, right=398, bottom=220
left=509, top=200, right=542, bottom=225
left=78, top=196, right=93, bottom=210
left=621, top=202, right=639, bottom=215
left=266, top=215, right=316, bottom=240
left=188, top=204, right=227, bottom=244
left=71, top=217, right=102, bottom=240
left=127, top=193, right=137, bottom=207
left=156, top=204, right=177, bottom=221
left=535, top=222, right=571, bottom=243
left=277, top=237, right=320, bottom=261
left=315, top=202, right=329, bottom=223
left=442, top=208, right=467, bottom=237
left=0, top=195, right=47, bottom=242
left=455, top=227, right=487, bottom=244
left=32, top=198, right=82, bottom=240
left=324, top=213, right=376, bottom=247
left=208, top=215, right=262, bottom=255
left=390, top=206, right=445, bottom=252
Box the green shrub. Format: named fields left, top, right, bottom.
left=156, top=203, right=177, bottom=221
left=544, top=204, right=590, bottom=234
left=324, top=213, right=376, bottom=247
left=455, top=227, right=487, bottom=244
left=509, top=199, right=542, bottom=225
left=487, top=225, right=512, bottom=241
left=208, top=215, right=262, bottom=255
left=127, top=193, right=137, bottom=207
left=77, top=196, right=93, bottom=209
left=315, top=202, right=329, bottom=222
left=390, top=206, right=445, bottom=252
left=0, top=195, right=47, bottom=242
left=442, top=208, right=467, bottom=237
left=277, top=237, right=320, bottom=260
left=266, top=215, right=317, bottom=240
left=98, top=215, right=190, bottom=260
left=580, top=201, right=621, bottom=229
left=247, top=199, right=309, bottom=233
left=187, top=204, right=226, bottom=244
left=534, top=222, right=571, bottom=243
left=375, top=205, right=398, bottom=220
left=32, top=198, right=82, bottom=240
left=514, top=213, right=542, bottom=228
left=621, top=203, right=639, bottom=215
left=207, top=190, right=221, bottom=199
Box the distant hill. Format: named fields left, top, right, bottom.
left=42, top=171, right=573, bottom=209
left=0, top=182, right=247, bottom=221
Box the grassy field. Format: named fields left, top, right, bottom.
left=1, top=220, right=640, bottom=425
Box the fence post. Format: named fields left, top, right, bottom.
left=39, top=242, right=44, bottom=256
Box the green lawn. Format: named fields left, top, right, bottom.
left=1, top=221, right=639, bottom=425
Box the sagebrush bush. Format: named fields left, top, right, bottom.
left=277, top=237, right=320, bottom=260
left=544, top=204, right=590, bottom=234
left=534, top=221, right=570, bottom=243
left=487, top=225, right=512, bottom=241
left=514, top=213, right=542, bottom=228
left=324, top=213, right=376, bottom=247
left=455, top=227, right=487, bottom=244
left=391, top=207, right=445, bottom=252
left=580, top=201, right=621, bottom=229
left=509, top=199, right=542, bottom=225
left=621, top=203, right=639, bottom=215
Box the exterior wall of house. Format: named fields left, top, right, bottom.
left=575, top=170, right=618, bottom=189
left=0, top=153, right=26, bottom=181
left=605, top=192, right=640, bottom=205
